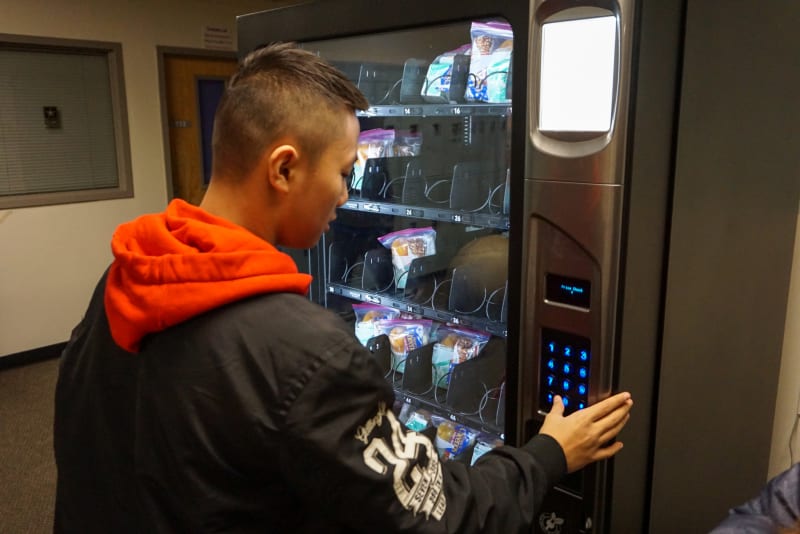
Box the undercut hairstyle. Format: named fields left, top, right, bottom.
left=211, top=42, right=369, bottom=180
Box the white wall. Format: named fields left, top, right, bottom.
left=0, top=0, right=286, bottom=356
left=770, top=209, right=800, bottom=478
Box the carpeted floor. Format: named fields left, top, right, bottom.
left=0, top=358, right=59, bottom=534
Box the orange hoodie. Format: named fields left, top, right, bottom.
left=104, top=199, right=312, bottom=353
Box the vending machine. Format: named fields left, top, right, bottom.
left=236, top=1, right=787, bottom=532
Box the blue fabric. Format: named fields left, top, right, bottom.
left=710, top=463, right=800, bottom=533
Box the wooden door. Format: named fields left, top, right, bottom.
left=163, top=54, right=238, bottom=205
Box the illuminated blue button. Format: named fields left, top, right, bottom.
left=579, top=367, right=588, bottom=379
left=547, top=341, right=557, bottom=353
left=562, top=396, right=570, bottom=408
left=547, top=358, right=556, bottom=370
left=563, top=363, right=572, bottom=375
left=578, top=401, right=586, bottom=410
left=563, top=346, right=572, bottom=357
left=578, top=384, right=587, bottom=396
left=546, top=375, right=556, bottom=387
left=562, top=379, right=571, bottom=392
left=546, top=392, right=554, bottom=404
left=579, top=349, right=589, bottom=361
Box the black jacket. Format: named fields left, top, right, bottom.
left=54, top=275, right=566, bottom=533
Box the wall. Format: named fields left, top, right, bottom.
left=647, top=0, right=800, bottom=531
left=770, top=210, right=800, bottom=477
left=0, top=0, right=287, bottom=356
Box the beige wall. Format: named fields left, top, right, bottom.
left=770, top=209, right=800, bottom=477
left=0, top=0, right=285, bottom=356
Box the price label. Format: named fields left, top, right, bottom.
left=365, top=295, right=381, bottom=304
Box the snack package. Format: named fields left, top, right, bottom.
left=353, top=303, right=401, bottom=346
left=470, top=436, right=504, bottom=466
left=421, top=44, right=471, bottom=103
left=377, top=227, right=437, bottom=289
left=431, top=326, right=491, bottom=389
left=352, top=129, right=395, bottom=191
left=432, top=417, right=479, bottom=462
left=375, top=318, right=432, bottom=373
left=393, top=129, right=423, bottom=156
left=399, top=404, right=431, bottom=432
left=464, top=21, right=513, bottom=103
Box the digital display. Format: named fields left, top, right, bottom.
left=545, top=274, right=591, bottom=309
left=538, top=15, right=616, bottom=132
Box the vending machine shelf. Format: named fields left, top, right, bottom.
left=328, top=282, right=508, bottom=337
left=358, top=103, right=511, bottom=118
left=341, top=199, right=509, bottom=230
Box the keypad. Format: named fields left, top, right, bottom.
left=540, top=328, right=591, bottom=414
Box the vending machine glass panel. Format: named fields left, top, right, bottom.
left=300, top=19, right=514, bottom=464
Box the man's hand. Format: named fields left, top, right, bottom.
left=539, top=392, right=633, bottom=473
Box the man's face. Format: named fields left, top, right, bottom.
left=280, top=111, right=359, bottom=249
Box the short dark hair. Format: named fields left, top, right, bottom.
left=211, top=42, right=369, bottom=179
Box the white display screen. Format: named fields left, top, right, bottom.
left=539, top=15, right=617, bottom=132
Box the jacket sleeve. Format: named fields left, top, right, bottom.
left=277, top=335, right=566, bottom=533
left=709, top=463, right=800, bottom=533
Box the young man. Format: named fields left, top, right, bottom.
left=54, top=42, right=633, bottom=533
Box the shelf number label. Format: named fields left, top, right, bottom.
left=365, top=295, right=380, bottom=304
left=452, top=214, right=462, bottom=222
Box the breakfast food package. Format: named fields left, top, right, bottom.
left=352, top=128, right=395, bottom=192
left=464, top=21, right=513, bottom=103
left=352, top=303, right=401, bottom=346
left=377, top=227, right=437, bottom=289
left=431, top=326, right=491, bottom=389
left=421, top=44, right=471, bottom=103
left=375, top=318, right=432, bottom=373
left=470, top=436, right=504, bottom=465
left=432, top=417, right=479, bottom=462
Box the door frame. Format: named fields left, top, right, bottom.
left=157, top=46, right=237, bottom=201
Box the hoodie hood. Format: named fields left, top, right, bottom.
left=104, top=199, right=312, bottom=353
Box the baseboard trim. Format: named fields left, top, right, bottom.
left=0, top=342, right=66, bottom=371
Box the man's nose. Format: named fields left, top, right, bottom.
left=337, top=180, right=349, bottom=206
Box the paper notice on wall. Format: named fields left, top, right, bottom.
left=203, top=25, right=234, bottom=51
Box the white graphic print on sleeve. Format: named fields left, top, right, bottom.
left=355, top=402, right=446, bottom=520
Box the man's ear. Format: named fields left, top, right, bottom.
left=266, top=144, right=299, bottom=193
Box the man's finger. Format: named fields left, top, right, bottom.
left=549, top=395, right=565, bottom=417
left=585, top=392, right=632, bottom=421
left=599, top=413, right=631, bottom=445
